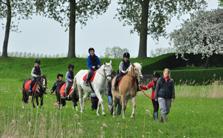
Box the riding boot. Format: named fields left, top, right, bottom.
left=153, top=112, right=158, bottom=121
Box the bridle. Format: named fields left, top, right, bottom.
left=97, top=65, right=112, bottom=80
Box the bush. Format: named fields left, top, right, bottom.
left=156, top=68, right=223, bottom=85
left=143, top=53, right=223, bottom=74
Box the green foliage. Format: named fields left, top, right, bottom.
left=35, top=0, right=110, bottom=28
left=116, top=0, right=206, bottom=39
left=0, top=0, right=34, bottom=31
left=157, top=68, right=223, bottom=85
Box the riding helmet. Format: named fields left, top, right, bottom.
left=123, top=52, right=130, bottom=59
left=153, top=72, right=160, bottom=78
left=35, top=58, right=41, bottom=64
left=88, top=47, right=95, bottom=53
left=68, top=64, right=74, bottom=69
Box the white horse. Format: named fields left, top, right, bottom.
left=73, top=61, right=113, bottom=116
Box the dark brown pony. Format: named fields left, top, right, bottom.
left=22, top=76, right=47, bottom=108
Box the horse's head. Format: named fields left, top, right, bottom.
left=38, top=75, right=47, bottom=92
left=128, top=63, right=143, bottom=81
left=102, top=60, right=113, bottom=81
left=133, top=62, right=143, bottom=80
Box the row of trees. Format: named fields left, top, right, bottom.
left=0, top=0, right=207, bottom=58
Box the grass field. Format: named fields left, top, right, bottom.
left=0, top=58, right=223, bottom=137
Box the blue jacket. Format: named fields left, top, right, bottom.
left=87, top=55, right=101, bottom=70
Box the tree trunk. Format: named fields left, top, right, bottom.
left=204, top=57, right=209, bottom=68
left=138, top=0, right=149, bottom=58
left=2, top=0, right=11, bottom=57
left=68, top=0, right=76, bottom=58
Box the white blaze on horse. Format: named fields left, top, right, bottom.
left=112, top=63, right=143, bottom=119
left=73, top=61, right=113, bottom=116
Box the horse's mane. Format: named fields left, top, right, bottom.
left=128, top=62, right=142, bottom=71
left=133, top=62, right=142, bottom=70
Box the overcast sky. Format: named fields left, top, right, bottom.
left=0, top=0, right=219, bottom=57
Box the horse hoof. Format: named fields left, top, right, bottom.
left=97, top=113, right=100, bottom=116
left=102, top=112, right=106, bottom=116
left=130, top=115, right=135, bottom=119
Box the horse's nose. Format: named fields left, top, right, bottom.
left=140, top=75, right=143, bottom=79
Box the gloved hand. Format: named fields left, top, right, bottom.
left=92, top=66, right=95, bottom=69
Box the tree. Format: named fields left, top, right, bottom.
left=170, top=9, right=223, bottom=67
left=104, top=46, right=129, bottom=58
left=0, top=0, right=34, bottom=57
left=219, top=0, right=223, bottom=6
left=35, top=0, right=110, bottom=58
left=116, top=0, right=206, bottom=58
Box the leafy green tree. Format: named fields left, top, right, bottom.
left=116, top=0, right=206, bottom=58
left=35, top=0, right=110, bottom=58
left=0, top=0, right=34, bottom=57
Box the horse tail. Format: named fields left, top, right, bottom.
left=22, top=80, right=29, bottom=103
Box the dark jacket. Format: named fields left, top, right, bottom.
left=155, top=77, right=175, bottom=99
left=87, top=55, right=101, bottom=70
left=51, top=80, right=65, bottom=93
left=119, top=60, right=130, bottom=73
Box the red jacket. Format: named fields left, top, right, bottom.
left=140, top=80, right=157, bottom=100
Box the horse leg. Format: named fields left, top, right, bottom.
left=36, top=96, right=39, bottom=108
left=77, top=86, right=83, bottom=113
left=130, top=97, right=136, bottom=118
left=112, top=94, right=116, bottom=117
left=95, top=90, right=105, bottom=116
left=121, top=95, right=125, bottom=119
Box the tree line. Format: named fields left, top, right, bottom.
left=0, top=0, right=215, bottom=58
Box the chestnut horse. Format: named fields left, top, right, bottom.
left=22, top=76, right=47, bottom=108
left=112, top=63, right=142, bottom=119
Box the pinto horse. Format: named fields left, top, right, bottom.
left=73, top=61, right=113, bottom=116
left=112, top=63, right=143, bottom=119
left=56, top=83, right=78, bottom=109
left=22, top=76, right=47, bottom=108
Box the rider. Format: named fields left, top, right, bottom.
left=86, top=48, right=101, bottom=85
left=51, top=73, right=65, bottom=103
left=65, top=64, right=74, bottom=98
left=29, top=59, right=42, bottom=93
left=51, top=73, right=65, bottom=94
left=140, top=72, right=160, bottom=120
left=114, top=52, right=131, bottom=90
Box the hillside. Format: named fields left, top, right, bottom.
left=0, top=54, right=222, bottom=84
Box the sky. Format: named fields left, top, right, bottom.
left=0, top=0, right=219, bottom=57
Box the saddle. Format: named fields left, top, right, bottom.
left=59, top=83, right=74, bottom=97
left=83, top=71, right=96, bottom=82
left=24, top=80, right=38, bottom=92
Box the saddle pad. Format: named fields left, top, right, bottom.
left=59, top=83, right=74, bottom=97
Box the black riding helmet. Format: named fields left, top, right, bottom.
left=123, top=52, right=130, bottom=59
left=153, top=72, right=160, bottom=78
left=68, top=64, right=74, bottom=69
left=35, top=58, right=41, bottom=64
left=57, top=73, right=63, bottom=79
left=88, top=47, right=95, bottom=53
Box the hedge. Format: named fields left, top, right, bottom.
left=156, top=68, right=223, bottom=85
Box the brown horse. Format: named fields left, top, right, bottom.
left=22, top=76, right=47, bottom=108
left=112, top=63, right=142, bottom=119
